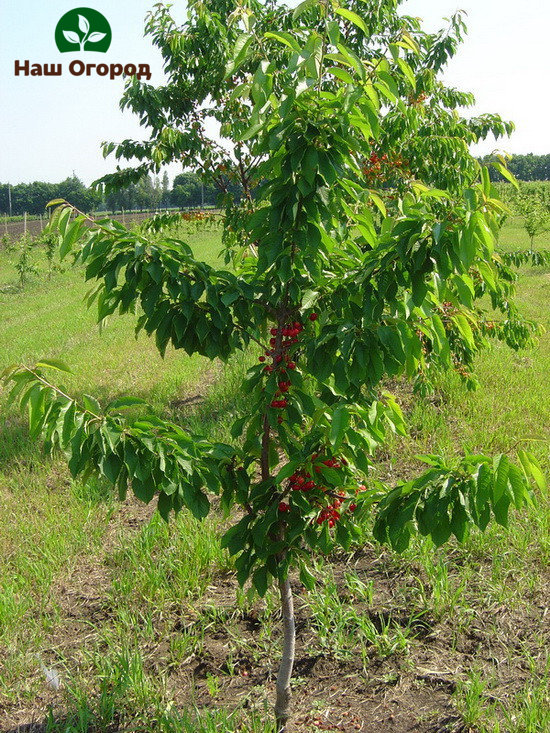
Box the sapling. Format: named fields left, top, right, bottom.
left=14, top=232, right=38, bottom=287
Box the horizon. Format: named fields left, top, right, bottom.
left=1, top=0, right=548, bottom=186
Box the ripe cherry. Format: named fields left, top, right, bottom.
left=309, top=313, right=318, bottom=321
left=278, top=502, right=290, bottom=512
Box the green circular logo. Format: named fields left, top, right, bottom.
left=55, top=7, right=112, bottom=53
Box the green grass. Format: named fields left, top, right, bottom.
left=0, top=218, right=548, bottom=731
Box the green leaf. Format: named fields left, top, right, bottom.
left=28, top=384, right=46, bottom=438
left=491, top=161, right=519, bottom=189
left=492, top=493, right=510, bottom=527
left=292, top=0, right=316, bottom=20
left=100, top=453, right=122, bottom=484
left=157, top=491, right=173, bottom=522
left=252, top=566, right=269, bottom=597
left=182, top=484, right=210, bottom=520
left=507, top=463, right=528, bottom=509
left=334, top=8, right=368, bottom=34
left=517, top=450, right=546, bottom=494
left=264, top=31, right=301, bottom=52
left=317, top=522, right=332, bottom=554
left=83, top=394, right=102, bottom=415
left=453, top=314, right=475, bottom=351
left=493, top=454, right=509, bottom=503
left=299, top=563, right=316, bottom=590
left=396, top=57, right=416, bottom=89
left=330, top=405, right=350, bottom=449
left=35, top=359, right=73, bottom=374
left=230, top=415, right=248, bottom=439
left=327, top=67, right=354, bottom=85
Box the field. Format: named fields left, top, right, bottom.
left=1, top=211, right=195, bottom=241
left=0, top=217, right=548, bottom=732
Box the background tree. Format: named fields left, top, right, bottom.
left=161, top=170, right=171, bottom=207
left=4, top=1, right=546, bottom=730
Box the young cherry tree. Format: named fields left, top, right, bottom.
left=3, top=1, right=546, bottom=729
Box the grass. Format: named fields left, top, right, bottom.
left=0, top=217, right=548, bottom=731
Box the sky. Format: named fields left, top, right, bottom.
left=0, top=0, right=548, bottom=186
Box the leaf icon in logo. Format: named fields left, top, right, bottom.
left=78, top=14, right=90, bottom=35
left=63, top=30, right=81, bottom=45
left=87, top=32, right=107, bottom=44
left=55, top=8, right=111, bottom=53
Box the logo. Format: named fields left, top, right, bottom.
left=14, top=6, right=151, bottom=81
left=55, top=7, right=112, bottom=53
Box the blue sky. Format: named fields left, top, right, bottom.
left=1, top=1, right=548, bottom=185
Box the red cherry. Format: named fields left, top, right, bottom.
left=288, top=362, right=296, bottom=370
left=309, top=313, right=318, bottom=321
left=270, top=328, right=278, bottom=336
left=349, top=503, right=357, bottom=512
left=259, top=356, right=265, bottom=362
left=278, top=502, right=290, bottom=512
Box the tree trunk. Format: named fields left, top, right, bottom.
left=275, top=576, right=296, bottom=732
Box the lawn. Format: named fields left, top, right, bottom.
left=0, top=217, right=548, bottom=732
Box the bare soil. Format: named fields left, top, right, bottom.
left=1, top=495, right=547, bottom=733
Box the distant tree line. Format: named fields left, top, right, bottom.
left=483, top=153, right=550, bottom=182
left=0, top=171, right=243, bottom=216
left=0, top=177, right=101, bottom=216
left=4, top=154, right=547, bottom=216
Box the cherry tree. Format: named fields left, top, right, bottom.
left=3, top=1, right=545, bottom=729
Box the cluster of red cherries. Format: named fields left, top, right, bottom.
left=259, top=313, right=318, bottom=417
left=361, top=152, right=409, bottom=185
left=278, top=453, right=361, bottom=528
left=407, top=91, right=428, bottom=107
